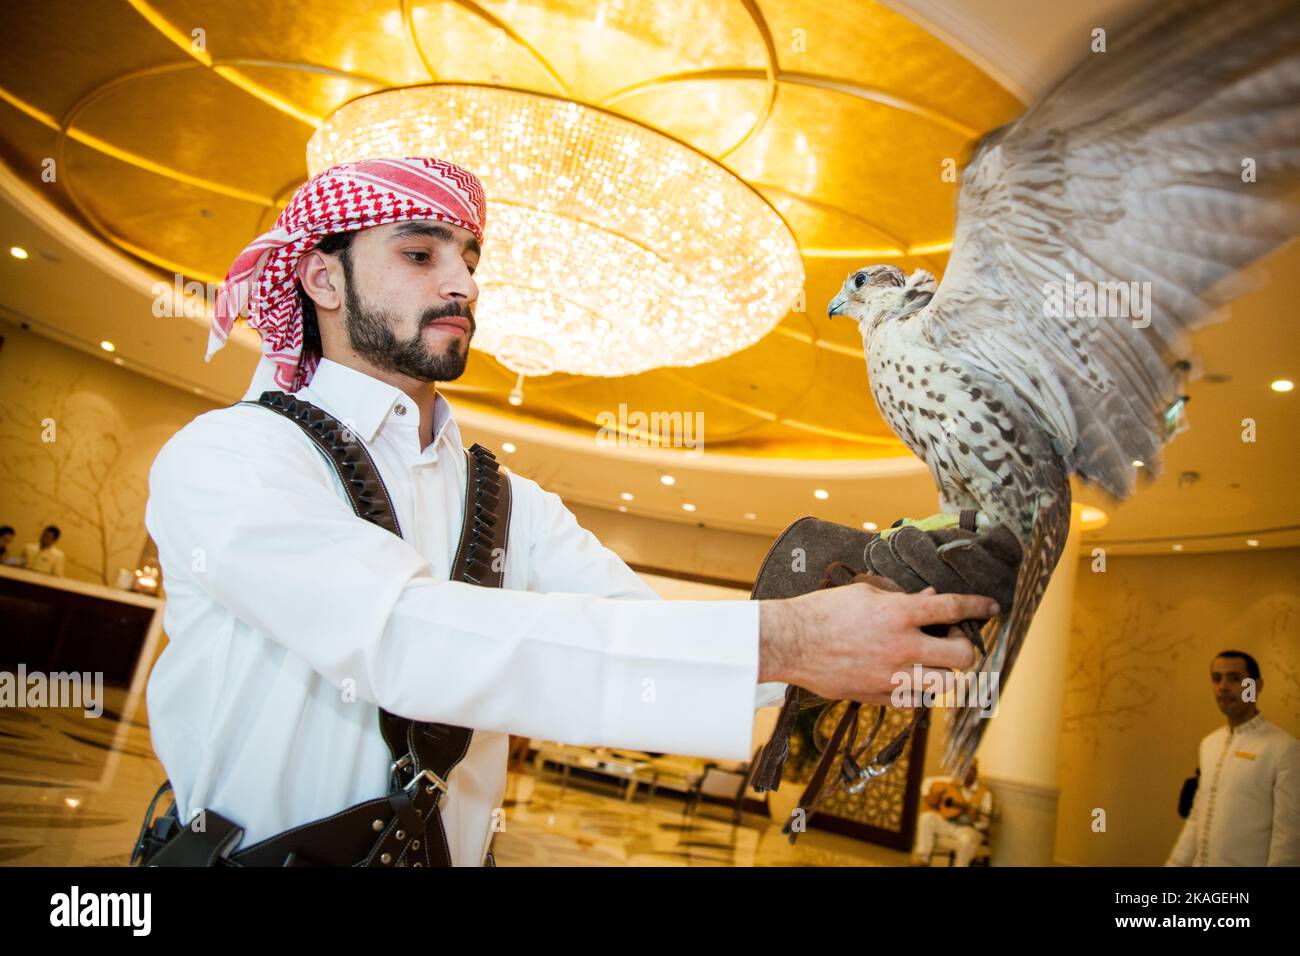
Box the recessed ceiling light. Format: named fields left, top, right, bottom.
left=10, top=246, right=29, bottom=259
left=620, top=492, right=634, bottom=501
left=681, top=502, right=695, bottom=512
left=99, top=340, right=115, bottom=352
left=1246, top=539, right=1259, bottom=547
left=862, top=521, right=878, bottom=531
left=617, top=505, right=628, bottom=513
left=1271, top=379, right=1294, bottom=393
left=507, top=392, right=523, bottom=406
left=501, top=441, right=516, bottom=453
left=660, top=475, right=675, bottom=486
left=743, top=512, right=757, bottom=520
left=1132, top=460, right=1145, bottom=468
left=813, top=489, right=829, bottom=500
left=1079, top=507, right=1112, bottom=532
left=1172, top=544, right=1184, bottom=551
left=193, top=387, right=203, bottom=395
left=113, top=357, right=124, bottom=366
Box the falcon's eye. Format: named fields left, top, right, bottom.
left=853, top=272, right=868, bottom=290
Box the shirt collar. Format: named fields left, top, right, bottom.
left=298, top=358, right=461, bottom=451
left=1230, top=713, right=1265, bottom=736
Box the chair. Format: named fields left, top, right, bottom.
left=682, top=747, right=761, bottom=826
left=928, top=830, right=992, bottom=867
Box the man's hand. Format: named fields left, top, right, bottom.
left=758, top=579, right=998, bottom=704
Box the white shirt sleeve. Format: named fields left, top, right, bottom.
left=1268, top=738, right=1300, bottom=866
left=516, top=475, right=789, bottom=712
left=146, top=411, right=769, bottom=762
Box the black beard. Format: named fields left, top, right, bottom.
left=340, top=262, right=475, bottom=383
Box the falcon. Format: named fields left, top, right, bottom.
left=827, top=0, right=1300, bottom=773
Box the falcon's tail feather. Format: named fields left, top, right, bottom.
left=943, top=475, right=1073, bottom=776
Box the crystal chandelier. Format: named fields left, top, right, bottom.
left=306, top=84, right=804, bottom=379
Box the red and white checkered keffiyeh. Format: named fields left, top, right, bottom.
left=206, top=156, right=487, bottom=395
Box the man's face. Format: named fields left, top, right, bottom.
left=338, top=220, right=481, bottom=383
left=0, top=532, right=12, bottom=551
left=1211, top=655, right=1256, bottom=718
left=39, top=530, right=55, bottom=549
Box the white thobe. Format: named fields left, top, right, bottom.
left=1166, top=713, right=1300, bottom=866
left=21, top=543, right=65, bottom=577
left=144, top=358, right=787, bottom=866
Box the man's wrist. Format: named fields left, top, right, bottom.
left=758, top=598, right=802, bottom=685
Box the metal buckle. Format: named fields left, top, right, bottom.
left=390, top=753, right=413, bottom=776
left=404, top=768, right=448, bottom=795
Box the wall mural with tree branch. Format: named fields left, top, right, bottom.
left=0, top=321, right=217, bottom=585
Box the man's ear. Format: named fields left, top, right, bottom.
left=296, top=248, right=343, bottom=313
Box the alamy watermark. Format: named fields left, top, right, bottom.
left=1042, top=272, right=1151, bottom=328
left=890, top=665, right=999, bottom=718
left=595, top=403, right=705, bottom=457
left=0, top=664, right=104, bottom=717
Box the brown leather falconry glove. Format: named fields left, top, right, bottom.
left=747, top=511, right=1022, bottom=794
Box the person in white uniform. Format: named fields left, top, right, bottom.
left=143, top=156, right=1000, bottom=867
left=20, top=525, right=65, bottom=577
left=1166, top=650, right=1300, bottom=866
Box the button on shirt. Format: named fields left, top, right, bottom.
left=1166, top=713, right=1300, bottom=866
left=144, top=358, right=787, bottom=866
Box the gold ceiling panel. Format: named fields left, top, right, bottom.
left=203, top=66, right=383, bottom=129
left=726, top=81, right=976, bottom=247
left=63, top=66, right=310, bottom=203
left=58, top=139, right=265, bottom=277
left=149, top=0, right=433, bottom=86
left=0, top=1, right=184, bottom=120
left=598, top=77, right=771, bottom=159
left=763, top=0, right=1020, bottom=132
left=476, top=0, right=771, bottom=103
left=0, top=0, right=1022, bottom=461
left=406, top=1, right=577, bottom=93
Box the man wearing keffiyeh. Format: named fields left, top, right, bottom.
left=140, top=154, right=1007, bottom=868
left=206, top=155, right=487, bottom=444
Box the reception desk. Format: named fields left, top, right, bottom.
left=0, top=564, right=164, bottom=787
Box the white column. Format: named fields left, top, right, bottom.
left=978, top=505, right=1083, bottom=866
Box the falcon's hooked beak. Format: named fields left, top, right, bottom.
left=827, top=291, right=848, bottom=319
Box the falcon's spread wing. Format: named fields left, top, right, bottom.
left=915, top=0, right=1300, bottom=771
left=926, top=0, right=1300, bottom=499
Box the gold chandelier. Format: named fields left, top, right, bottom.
left=306, top=84, right=804, bottom=379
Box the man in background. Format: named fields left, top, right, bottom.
left=20, top=525, right=65, bottom=577
left=912, top=758, right=994, bottom=866
left=1167, top=650, right=1300, bottom=866
left=0, top=525, right=16, bottom=565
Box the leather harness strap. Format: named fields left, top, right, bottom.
left=133, top=390, right=511, bottom=867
